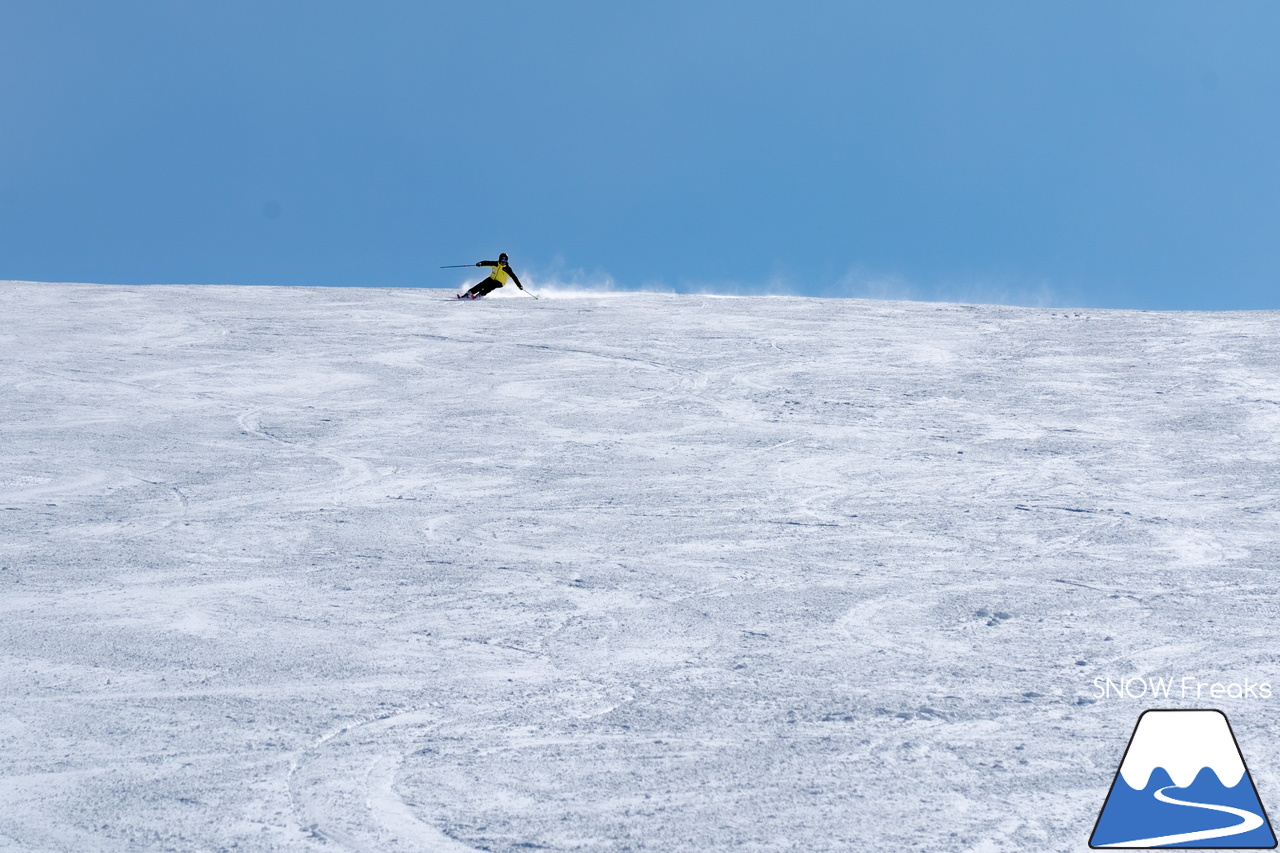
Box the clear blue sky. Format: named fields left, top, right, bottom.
left=2, top=1, right=1278, bottom=308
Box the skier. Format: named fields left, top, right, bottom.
left=458, top=253, right=526, bottom=299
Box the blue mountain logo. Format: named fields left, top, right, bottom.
left=1091, top=709, right=1276, bottom=848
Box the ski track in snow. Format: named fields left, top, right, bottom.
left=2, top=283, right=1280, bottom=851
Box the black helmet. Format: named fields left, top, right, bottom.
left=498, top=253, right=509, bottom=263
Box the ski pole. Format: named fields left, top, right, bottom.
left=439, top=264, right=476, bottom=269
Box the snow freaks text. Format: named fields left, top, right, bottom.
left=1092, top=676, right=1273, bottom=701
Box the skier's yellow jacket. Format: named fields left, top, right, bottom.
left=477, top=259, right=522, bottom=289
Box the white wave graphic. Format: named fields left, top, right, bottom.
left=1119, top=710, right=1246, bottom=790
left=1105, top=784, right=1264, bottom=848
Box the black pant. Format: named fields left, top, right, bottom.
left=464, top=277, right=503, bottom=298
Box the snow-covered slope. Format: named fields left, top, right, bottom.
left=2, top=283, right=1279, bottom=852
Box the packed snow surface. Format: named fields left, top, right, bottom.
left=2, top=283, right=1280, bottom=852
